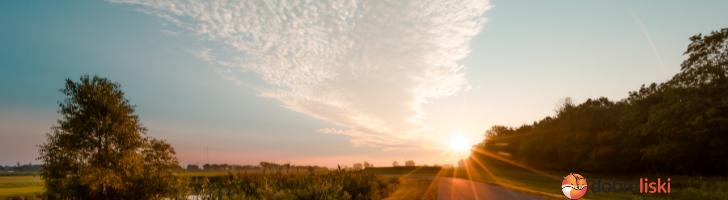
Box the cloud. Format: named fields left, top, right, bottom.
left=109, top=0, right=492, bottom=149
left=160, top=29, right=179, bottom=36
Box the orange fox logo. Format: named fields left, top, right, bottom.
left=561, top=173, right=587, bottom=199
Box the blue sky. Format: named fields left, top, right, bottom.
left=1, top=0, right=726, bottom=167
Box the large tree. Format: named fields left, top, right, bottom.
left=38, top=75, right=189, bottom=199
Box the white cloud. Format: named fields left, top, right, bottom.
left=160, top=29, right=179, bottom=36
left=109, top=0, right=492, bottom=149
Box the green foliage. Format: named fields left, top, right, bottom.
left=180, top=169, right=399, bottom=200
left=37, top=75, right=189, bottom=199
left=475, top=28, right=728, bottom=175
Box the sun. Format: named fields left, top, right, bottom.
left=449, top=136, right=470, bottom=152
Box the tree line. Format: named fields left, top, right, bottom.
left=1, top=162, right=42, bottom=172
left=185, top=162, right=332, bottom=172
left=472, top=28, right=728, bottom=175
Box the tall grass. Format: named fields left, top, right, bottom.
left=173, top=166, right=400, bottom=200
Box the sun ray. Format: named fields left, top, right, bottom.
left=402, top=150, right=452, bottom=177
left=469, top=156, right=523, bottom=200
left=451, top=165, right=458, bottom=200
left=463, top=159, right=480, bottom=200
left=472, top=148, right=559, bottom=180
left=420, top=166, right=450, bottom=200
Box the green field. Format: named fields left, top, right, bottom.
left=384, top=177, right=437, bottom=200
left=3, top=167, right=726, bottom=200
left=0, top=176, right=43, bottom=199
left=0, top=170, right=436, bottom=199
left=0, top=173, right=39, bottom=177
left=368, top=166, right=728, bottom=200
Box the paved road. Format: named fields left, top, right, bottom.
left=396, top=175, right=547, bottom=200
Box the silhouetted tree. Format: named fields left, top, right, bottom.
left=187, top=164, right=200, bottom=171
left=363, top=161, right=372, bottom=168
left=392, top=161, right=399, bottom=167
left=353, top=163, right=363, bottom=170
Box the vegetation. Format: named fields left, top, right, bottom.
left=0, top=173, right=39, bottom=177
left=372, top=166, right=728, bottom=200
left=366, top=167, right=443, bottom=176
left=1, top=163, right=41, bottom=173
left=37, top=75, right=187, bottom=199
left=0, top=168, right=408, bottom=200
left=175, top=167, right=400, bottom=200
left=0, top=175, right=43, bottom=199
left=473, top=28, right=728, bottom=176
left=22, top=75, right=409, bottom=200
left=383, top=177, right=437, bottom=200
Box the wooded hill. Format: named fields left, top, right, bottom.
left=473, top=28, right=728, bottom=175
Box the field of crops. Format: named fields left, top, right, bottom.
left=180, top=169, right=400, bottom=200
left=0, top=175, right=43, bottom=200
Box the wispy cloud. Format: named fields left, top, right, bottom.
left=160, top=29, right=178, bottom=36
left=109, top=0, right=492, bottom=149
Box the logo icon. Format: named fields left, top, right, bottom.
left=561, top=173, right=587, bottom=199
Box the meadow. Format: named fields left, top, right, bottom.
left=0, top=169, right=438, bottom=200
left=369, top=166, right=728, bottom=200
left=382, top=177, right=437, bottom=200
left=0, top=173, right=43, bottom=200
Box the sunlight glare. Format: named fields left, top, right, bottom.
left=449, top=136, right=470, bottom=152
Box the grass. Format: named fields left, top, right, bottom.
left=0, top=176, right=43, bottom=198
left=0, top=173, right=39, bottom=177
left=384, top=177, right=438, bottom=200
left=181, top=169, right=402, bottom=199
left=0, top=177, right=40, bottom=182
left=369, top=166, right=728, bottom=200
left=0, top=188, right=43, bottom=198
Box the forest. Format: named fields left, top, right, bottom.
left=473, top=28, right=728, bottom=175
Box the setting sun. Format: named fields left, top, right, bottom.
left=2, top=1, right=727, bottom=199
left=449, top=136, right=470, bottom=152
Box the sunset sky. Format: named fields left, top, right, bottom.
left=1, top=0, right=726, bottom=168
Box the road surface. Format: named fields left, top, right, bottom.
left=396, top=175, right=547, bottom=200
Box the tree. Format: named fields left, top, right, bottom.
left=457, top=159, right=465, bottom=168
left=37, top=75, right=189, bottom=199
left=405, top=160, right=415, bottom=167
left=638, top=28, right=728, bottom=174
left=392, top=161, right=399, bottom=167
left=363, top=161, right=372, bottom=168
left=352, top=163, right=363, bottom=170
left=471, top=28, right=728, bottom=175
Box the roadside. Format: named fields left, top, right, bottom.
left=370, top=166, right=728, bottom=200
left=385, top=177, right=438, bottom=200
left=392, top=175, right=545, bottom=200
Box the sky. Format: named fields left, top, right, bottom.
left=1, top=0, right=726, bottom=168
